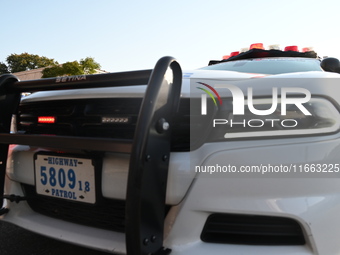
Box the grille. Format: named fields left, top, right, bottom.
left=23, top=184, right=126, bottom=232
left=201, top=213, right=306, bottom=245
left=23, top=185, right=171, bottom=232
left=17, top=98, right=190, bottom=151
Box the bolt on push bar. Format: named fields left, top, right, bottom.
left=0, top=56, right=182, bottom=255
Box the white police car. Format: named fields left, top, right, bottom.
left=1, top=43, right=340, bottom=255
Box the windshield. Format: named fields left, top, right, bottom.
left=201, top=58, right=322, bottom=75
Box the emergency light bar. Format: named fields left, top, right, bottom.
left=284, top=45, right=299, bottom=51
left=250, top=43, right=264, bottom=50
left=38, top=116, right=56, bottom=124
left=219, top=43, right=316, bottom=62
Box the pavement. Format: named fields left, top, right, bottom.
left=0, top=221, right=110, bottom=255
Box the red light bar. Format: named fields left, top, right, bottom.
left=38, top=116, right=56, bottom=124
left=250, top=43, right=264, bottom=50
left=222, top=55, right=230, bottom=60
left=284, top=45, right=298, bottom=52
left=230, top=51, right=239, bottom=57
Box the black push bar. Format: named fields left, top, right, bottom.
left=0, top=56, right=182, bottom=255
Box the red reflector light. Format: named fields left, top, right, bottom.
left=302, top=47, right=313, bottom=52
left=230, top=51, right=239, bottom=57
left=250, top=43, right=264, bottom=50
left=38, top=116, right=56, bottom=124
left=284, top=45, right=298, bottom=52
left=222, top=55, right=230, bottom=60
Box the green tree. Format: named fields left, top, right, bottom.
left=0, top=53, right=102, bottom=77
left=42, top=57, right=101, bottom=78
left=39, top=65, right=63, bottom=78
left=80, top=57, right=101, bottom=75
left=61, top=61, right=83, bottom=76
left=0, top=62, right=9, bottom=74
left=5, top=53, right=57, bottom=73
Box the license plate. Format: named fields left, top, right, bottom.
left=35, top=154, right=96, bottom=204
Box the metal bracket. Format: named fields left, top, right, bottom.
left=154, top=248, right=172, bottom=255
left=0, top=207, right=9, bottom=216
left=3, top=194, right=27, bottom=203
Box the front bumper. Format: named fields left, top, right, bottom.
left=3, top=134, right=340, bottom=254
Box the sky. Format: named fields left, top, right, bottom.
left=2, top=0, right=340, bottom=73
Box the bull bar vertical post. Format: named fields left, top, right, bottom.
left=126, top=57, right=182, bottom=255
left=0, top=74, right=21, bottom=212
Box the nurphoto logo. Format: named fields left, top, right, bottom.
left=196, top=82, right=223, bottom=115
left=198, top=82, right=311, bottom=116
left=196, top=82, right=312, bottom=130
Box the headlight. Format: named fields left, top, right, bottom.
left=190, top=97, right=340, bottom=146
left=220, top=98, right=340, bottom=139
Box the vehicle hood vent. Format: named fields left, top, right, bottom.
left=201, top=213, right=305, bottom=245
